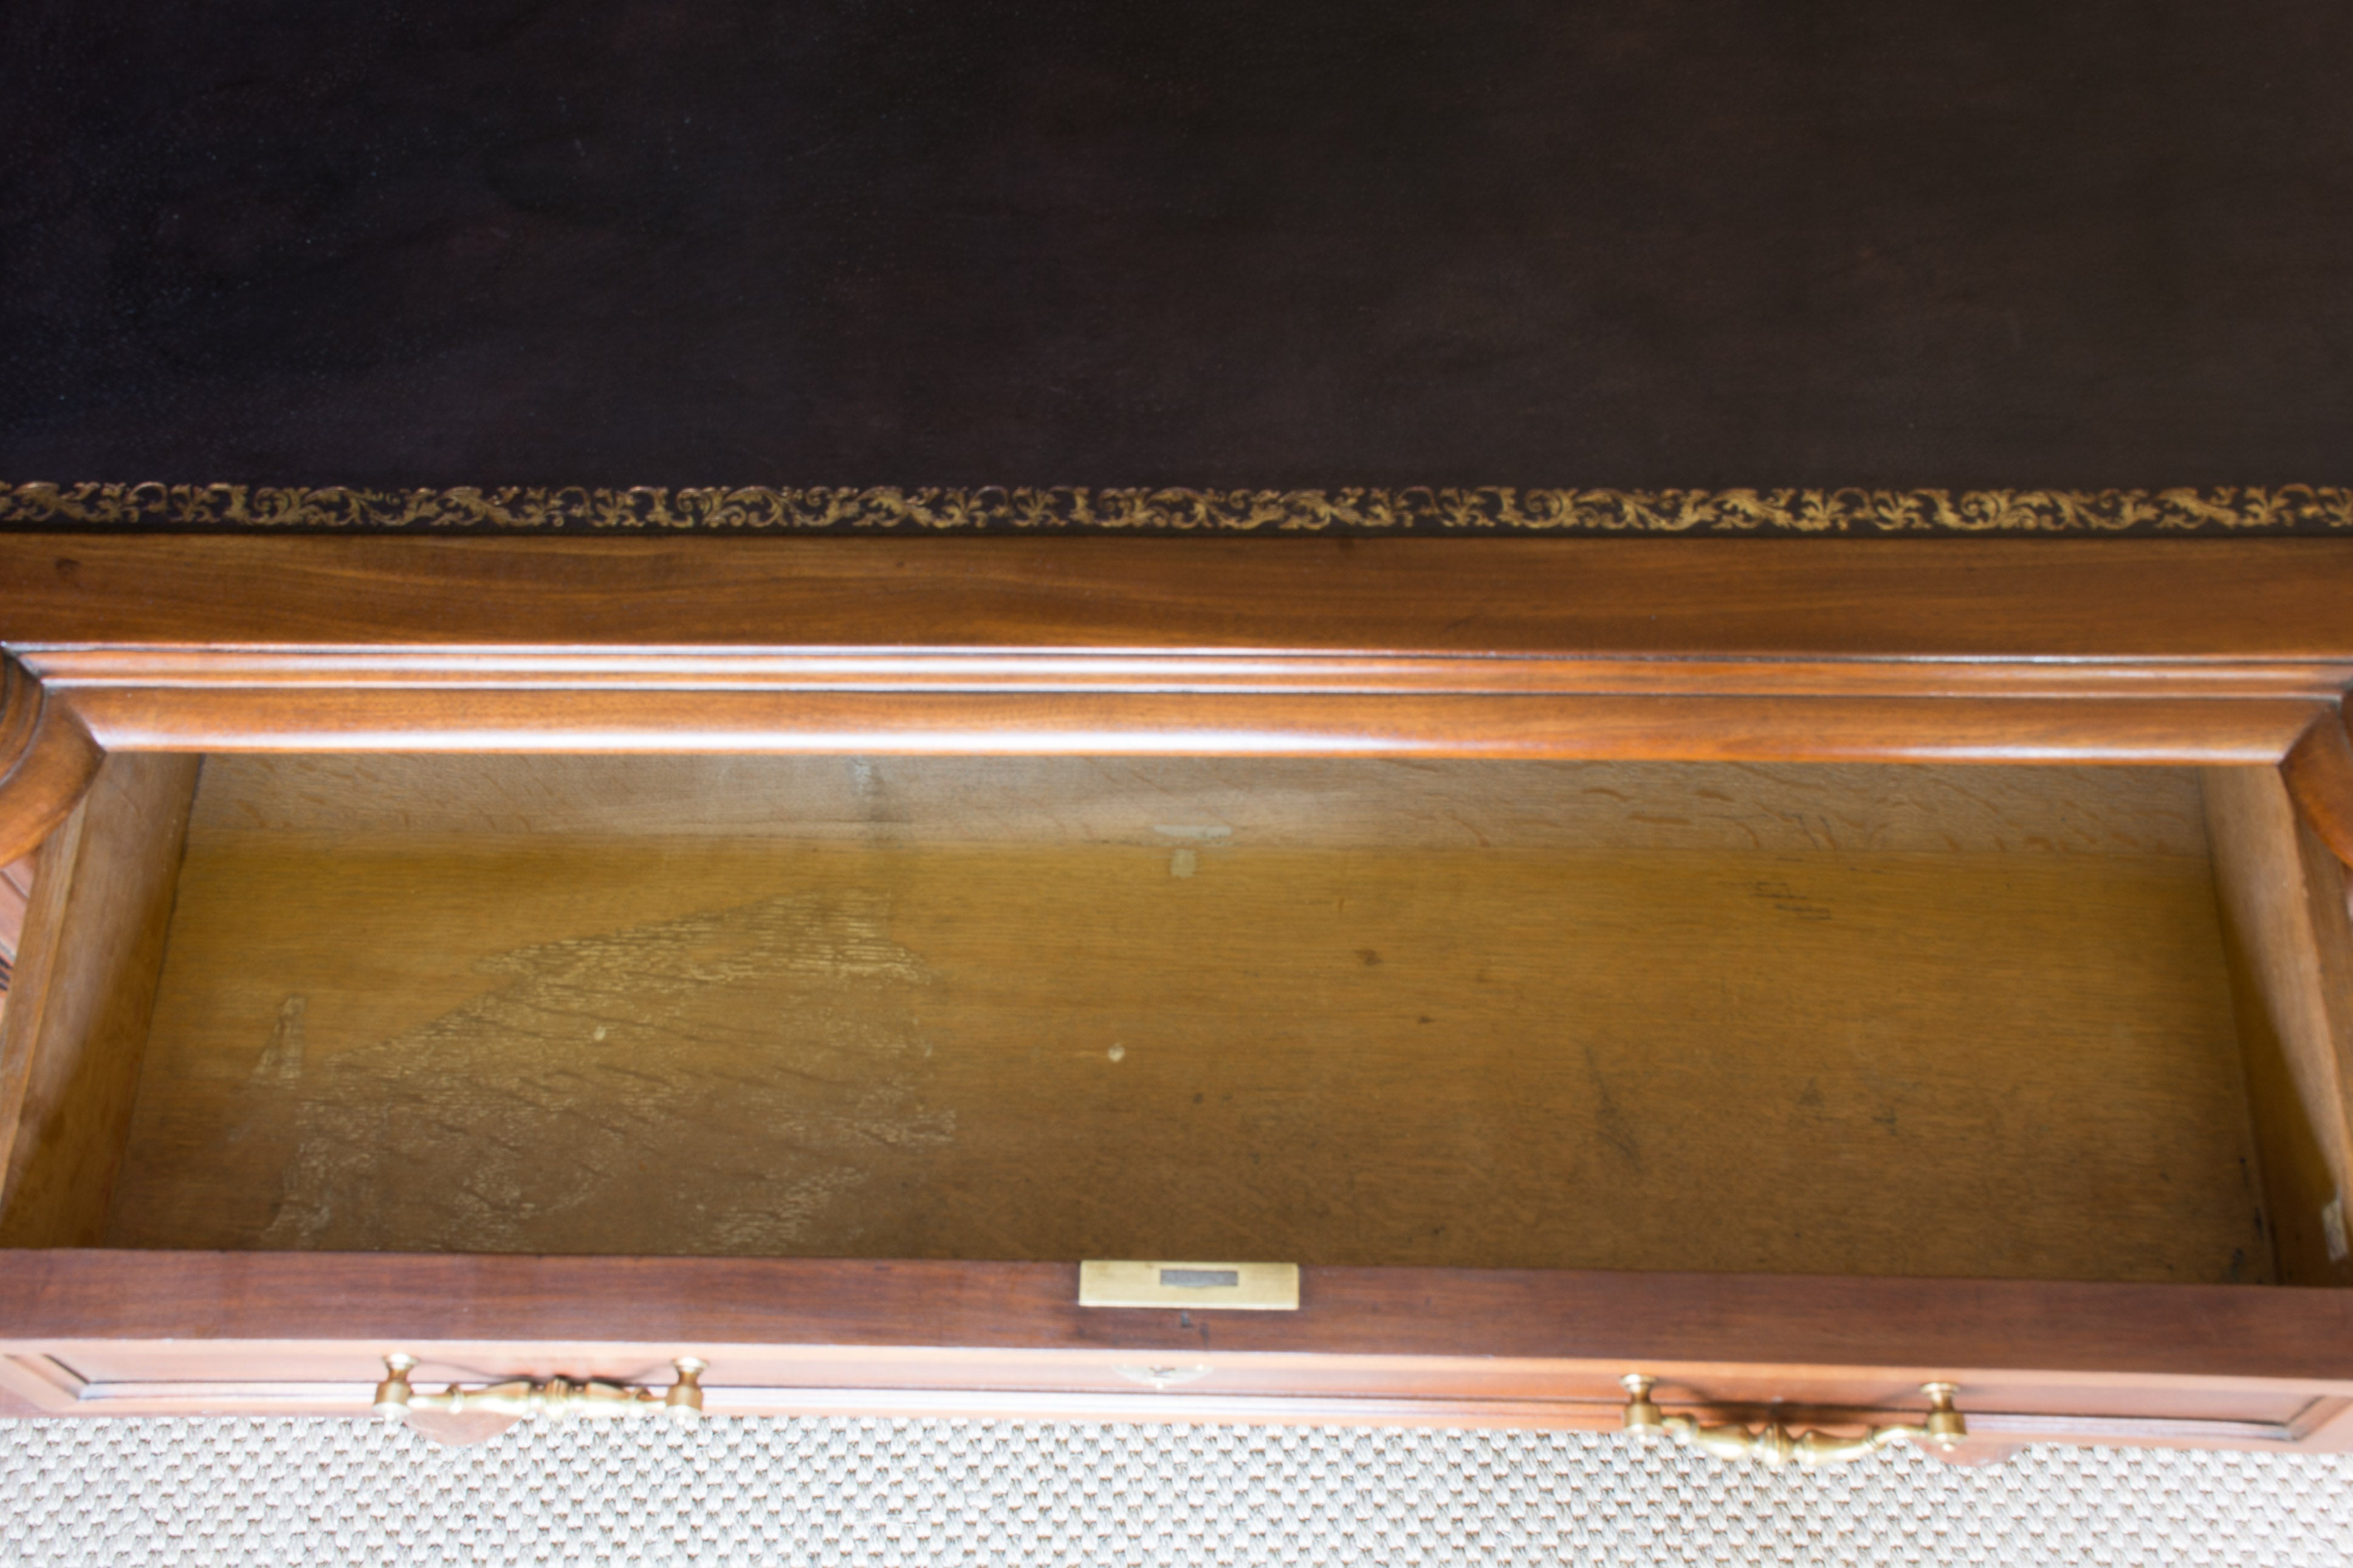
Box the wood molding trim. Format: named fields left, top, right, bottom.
left=0, top=658, right=100, bottom=867
left=2285, top=711, right=2353, bottom=869
left=4, top=537, right=2353, bottom=745
left=0, top=534, right=2346, bottom=818
left=7, top=1251, right=2353, bottom=1385
left=34, top=691, right=2333, bottom=765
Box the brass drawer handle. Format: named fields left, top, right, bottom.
left=1621, top=1374, right=1967, bottom=1466
left=372, top=1354, right=707, bottom=1424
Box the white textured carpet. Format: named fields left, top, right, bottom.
left=4, top=1418, right=2349, bottom=1566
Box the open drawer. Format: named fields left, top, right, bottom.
left=2, top=533, right=2353, bottom=1458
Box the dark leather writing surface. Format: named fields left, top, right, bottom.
left=4, top=2, right=2350, bottom=489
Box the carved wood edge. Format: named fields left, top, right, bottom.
left=0, top=658, right=100, bottom=866
left=2284, top=710, right=2353, bottom=871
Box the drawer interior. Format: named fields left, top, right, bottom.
left=0, top=755, right=2306, bottom=1284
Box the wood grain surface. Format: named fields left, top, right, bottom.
left=189, top=755, right=2219, bottom=855
left=0, top=656, right=101, bottom=867
left=0, top=754, right=198, bottom=1246
left=9, top=535, right=2353, bottom=660
left=104, top=756, right=2263, bottom=1283
left=2205, top=765, right=2353, bottom=1285
left=0, top=856, right=33, bottom=975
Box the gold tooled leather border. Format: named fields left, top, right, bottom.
left=2, top=483, right=2349, bottom=533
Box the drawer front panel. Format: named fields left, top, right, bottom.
left=4, top=1252, right=2351, bottom=1452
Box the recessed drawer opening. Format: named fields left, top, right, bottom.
left=0, top=755, right=2302, bottom=1286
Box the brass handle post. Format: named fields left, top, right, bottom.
left=373, top=1355, right=708, bottom=1425
left=665, top=1357, right=706, bottom=1418
left=1620, top=1374, right=1967, bottom=1467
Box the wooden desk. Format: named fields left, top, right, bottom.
left=2, top=534, right=2351, bottom=1459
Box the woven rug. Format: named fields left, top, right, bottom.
left=4, top=1418, right=2348, bottom=1566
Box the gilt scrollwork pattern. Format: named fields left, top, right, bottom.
left=1, top=482, right=2348, bottom=533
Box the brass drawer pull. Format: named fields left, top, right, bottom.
left=1620, top=1374, right=1967, bottom=1466
left=372, top=1354, right=707, bottom=1424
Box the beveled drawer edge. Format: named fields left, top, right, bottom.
left=3, top=1351, right=2317, bottom=1452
